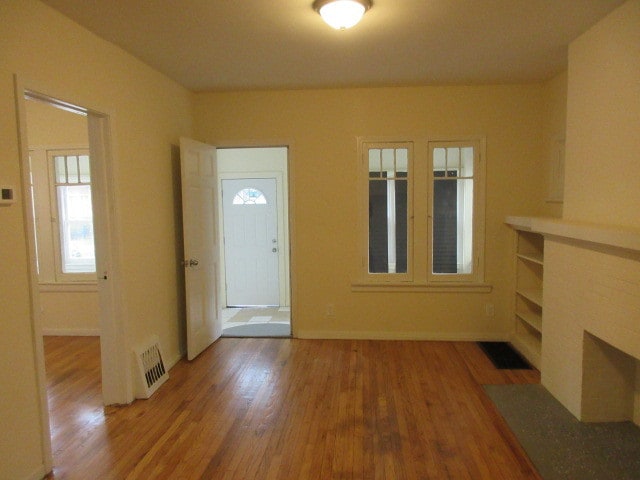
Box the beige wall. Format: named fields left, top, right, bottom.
left=0, top=0, right=193, bottom=477
left=194, top=85, right=550, bottom=340
left=39, top=288, right=100, bottom=335
left=0, top=70, right=44, bottom=477
left=563, top=0, right=640, bottom=228
left=26, top=98, right=88, bottom=146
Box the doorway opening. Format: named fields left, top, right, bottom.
left=217, top=147, right=291, bottom=337
left=17, top=82, right=128, bottom=472
left=23, top=96, right=105, bottom=471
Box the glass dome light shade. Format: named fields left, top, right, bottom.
left=315, top=0, right=371, bottom=30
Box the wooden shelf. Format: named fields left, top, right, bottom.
left=507, top=220, right=545, bottom=371
left=516, top=310, right=542, bottom=333
left=516, top=252, right=544, bottom=265
left=516, top=288, right=543, bottom=307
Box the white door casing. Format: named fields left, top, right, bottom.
left=180, top=137, right=222, bottom=360
left=222, top=178, right=279, bottom=306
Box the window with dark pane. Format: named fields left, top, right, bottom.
left=432, top=170, right=458, bottom=273
left=431, top=146, right=475, bottom=275
left=368, top=147, right=408, bottom=274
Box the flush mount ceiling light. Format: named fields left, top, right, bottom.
left=313, top=0, right=372, bottom=30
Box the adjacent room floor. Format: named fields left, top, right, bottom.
left=221, top=306, right=291, bottom=337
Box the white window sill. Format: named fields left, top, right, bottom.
left=351, top=282, right=492, bottom=293
left=39, top=282, right=98, bottom=293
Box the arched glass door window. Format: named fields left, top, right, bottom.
left=232, top=187, right=267, bottom=205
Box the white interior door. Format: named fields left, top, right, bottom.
left=222, top=178, right=279, bottom=306
left=180, top=137, right=221, bottom=360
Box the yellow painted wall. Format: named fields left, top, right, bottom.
left=564, top=0, right=640, bottom=228
left=0, top=76, right=46, bottom=480
left=194, top=85, right=550, bottom=339
left=26, top=98, right=88, bottom=146
left=0, top=0, right=193, bottom=477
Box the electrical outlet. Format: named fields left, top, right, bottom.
left=326, top=303, right=335, bottom=317
left=485, top=303, right=495, bottom=317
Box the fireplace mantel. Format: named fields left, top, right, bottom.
left=506, top=216, right=640, bottom=255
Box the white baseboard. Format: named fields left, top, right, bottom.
left=42, top=328, right=100, bottom=337
left=294, top=330, right=510, bottom=342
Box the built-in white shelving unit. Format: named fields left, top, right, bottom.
left=506, top=216, right=544, bottom=369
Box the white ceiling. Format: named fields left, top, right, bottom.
left=40, top=0, right=625, bottom=92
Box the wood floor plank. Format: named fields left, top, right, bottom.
left=44, top=337, right=542, bottom=479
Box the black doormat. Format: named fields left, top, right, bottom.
left=478, top=341, right=532, bottom=369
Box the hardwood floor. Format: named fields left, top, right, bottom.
left=44, top=336, right=541, bottom=479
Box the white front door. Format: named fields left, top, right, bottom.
left=180, top=137, right=222, bottom=361
left=222, top=178, right=279, bottom=306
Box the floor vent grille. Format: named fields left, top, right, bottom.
left=135, top=335, right=169, bottom=399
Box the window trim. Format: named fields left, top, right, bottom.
left=359, top=139, right=414, bottom=283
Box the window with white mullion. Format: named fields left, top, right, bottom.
left=358, top=137, right=485, bottom=288
left=386, top=174, right=397, bottom=273
left=49, top=150, right=96, bottom=280
left=364, top=142, right=411, bottom=279
left=430, top=142, right=479, bottom=280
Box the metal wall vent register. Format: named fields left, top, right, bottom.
left=135, top=335, right=169, bottom=399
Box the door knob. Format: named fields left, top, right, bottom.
left=189, top=259, right=199, bottom=266
left=272, top=248, right=278, bottom=253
